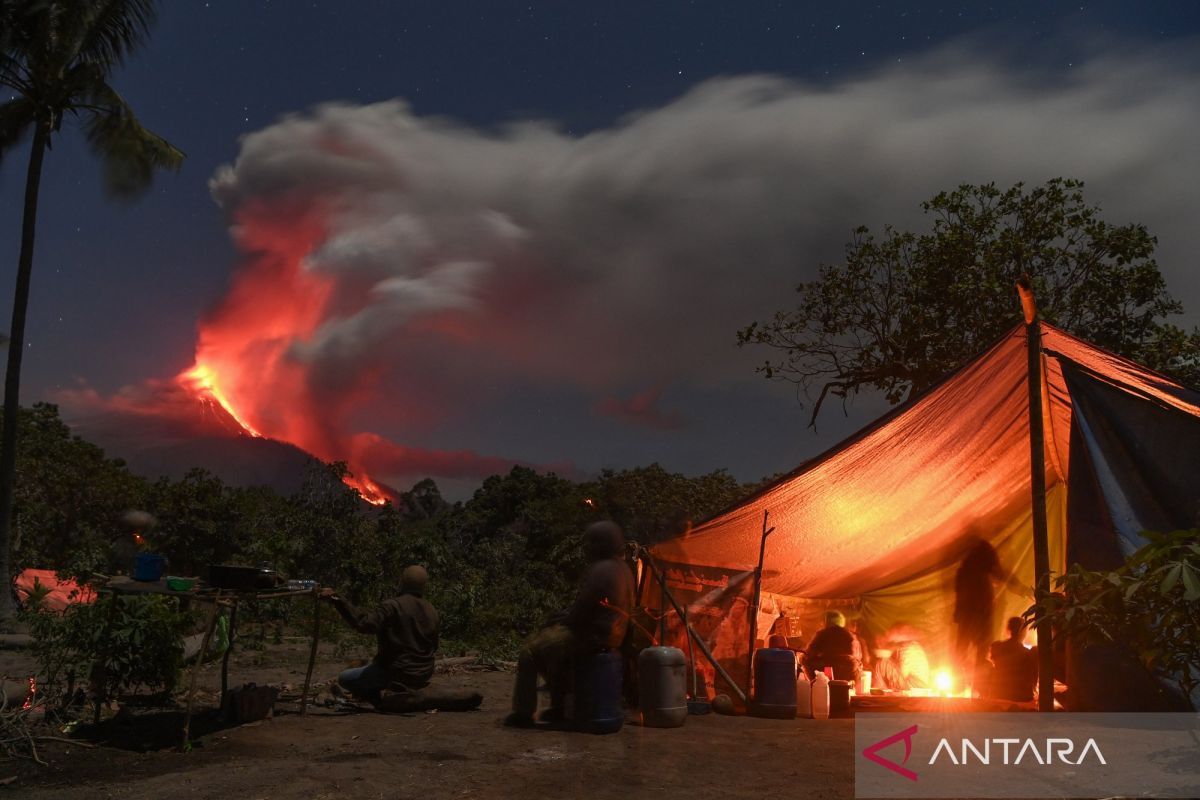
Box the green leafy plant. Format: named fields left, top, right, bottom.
left=23, top=594, right=195, bottom=709
left=1034, top=528, right=1200, bottom=710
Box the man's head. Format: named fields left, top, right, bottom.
left=1005, top=616, right=1024, bottom=639
left=401, top=565, right=429, bottom=596
left=825, top=610, right=846, bottom=628
left=582, top=521, right=625, bottom=561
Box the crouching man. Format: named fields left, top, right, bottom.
left=505, top=521, right=634, bottom=727
left=319, top=565, right=439, bottom=706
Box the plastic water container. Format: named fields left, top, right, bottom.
left=811, top=671, right=831, bottom=719
left=574, top=650, right=624, bottom=734
left=752, top=647, right=797, bottom=719
left=638, top=646, right=688, bottom=728
left=796, top=672, right=812, bottom=718
left=133, top=553, right=166, bottom=582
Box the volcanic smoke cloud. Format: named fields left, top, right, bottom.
left=66, top=41, right=1200, bottom=499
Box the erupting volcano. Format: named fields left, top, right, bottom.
left=170, top=232, right=396, bottom=504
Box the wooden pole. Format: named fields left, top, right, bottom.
left=300, top=587, right=321, bottom=716
left=641, top=553, right=747, bottom=703
left=1017, top=277, right=1055, bottom=712
left=746, top=511, right=775, bottom=703
left=181, top=596, right=223, bottom=751
left=220, top=601, right=237, bottom=697
left=92, top=592, right=122, bottom=725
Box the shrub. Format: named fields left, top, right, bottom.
left=24, top=594, right=196, bottom=708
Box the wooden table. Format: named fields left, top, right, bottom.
left=94, top=577, right=323, bottom=750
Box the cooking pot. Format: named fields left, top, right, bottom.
left=207, top=564, right=279, bottom=591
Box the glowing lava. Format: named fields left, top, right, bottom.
left=181, top=364, right=264, bottom=438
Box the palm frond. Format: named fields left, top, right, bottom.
left=0, top=96, right=37, bottom=161
left=73, top=0, right=157, bottom=67
left=80, top=79, right=182, bottom=197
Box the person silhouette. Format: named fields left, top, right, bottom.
left=953, top=536, right=1022, bottom=691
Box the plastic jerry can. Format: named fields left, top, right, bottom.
left=638, top=646, right=688, bottom=728
left=574, top=650, right=624, bottom=734
left=796, top=671, right=812, bottom=718
left=752, top=648, right=797, bottom=719
left=811, top=671, right=831, bottom=719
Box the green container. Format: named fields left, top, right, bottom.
left=166, top=576, right=195, bottom=592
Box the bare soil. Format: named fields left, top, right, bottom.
left=1, top=640, right=858, bottom=800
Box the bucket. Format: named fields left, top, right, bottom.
left=574, top=650, right=624, bottom=734
left=829, top=680, right=852, bottom=714
left=133, top=553, right=166, bottom=582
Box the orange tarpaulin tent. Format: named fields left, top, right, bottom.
left=649, top=322, right=1200, bottom=690
left=15, top=569, right=97, bottom=611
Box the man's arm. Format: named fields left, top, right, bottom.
left=321, top=589, right=387, bottom=634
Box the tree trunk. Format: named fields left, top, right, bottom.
left=0, top=123, right=49, bottom=621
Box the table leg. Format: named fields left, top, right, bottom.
left=301, top=589, right=321, bottom=716
left=220, top=601, right=238, bottom=697
left=92, top=593, right=122, bottom=725
left=181, top=597, right=222, bottom=752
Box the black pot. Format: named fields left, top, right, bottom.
left=208, top=564, right=276, bottom=591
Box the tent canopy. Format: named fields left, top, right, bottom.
left=651, top=322, right=1200, bottom=667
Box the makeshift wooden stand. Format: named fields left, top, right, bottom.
left=92, top=578, right=323, bottom=751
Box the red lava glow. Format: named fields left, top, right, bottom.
left=173, top=222, right=391, bottom=504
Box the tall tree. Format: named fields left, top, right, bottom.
left=738, top=178, right=1200, bottom=427
left=0, top=0, right=183, bottom=616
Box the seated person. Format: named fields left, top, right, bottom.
left=506, top=521, right=635, bottom=727
left=985, top=616, right=1036, bottom=702
left=804, top=610, right=861, bottom=681
left=319, top=565, right=439, bottom=705
left=873, top=624, right=930, bottom=691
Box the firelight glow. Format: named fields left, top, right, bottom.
left=934, top=669, right=954, bottom=695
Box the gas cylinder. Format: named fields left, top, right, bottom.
left=752, top=648, right=797, bottom=719
left=811, top=670, right=831, bottom=719
left=796, top=671, right=812, bottom=718
left=637, top=646, right=688, bottom=728
left=573, top=650, right=624, bottom=734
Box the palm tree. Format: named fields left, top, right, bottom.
left=0, top=0, right=183, bottom=616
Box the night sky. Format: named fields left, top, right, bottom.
left=2, top=1, right=1199, bottom=497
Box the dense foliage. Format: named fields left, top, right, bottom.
left=738, top=178, right=1200, bottom=427
left=7, top=403, right=752, bottom=657
left=1034, top=529, right=1200, bottom=710
left=24, top=594, right=193, bottom=706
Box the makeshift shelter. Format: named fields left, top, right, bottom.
left=648, top=322, right=1200, bottom=700
left=15, top=569, right=97, bottom=612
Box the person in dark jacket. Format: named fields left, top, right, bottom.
left=984, top=616, right=1037, bottom=702
left=505, top=520, right=635, bottom=727
left=804, top=610, right=861, bottom=681
left=319, top=565, right=439, bottom=705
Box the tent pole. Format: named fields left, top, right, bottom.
left=1018, top=277, right=1055, bottom=712
left=641, top=551, right=748, bottom=704
left=746, top=511, right=775, bottom=705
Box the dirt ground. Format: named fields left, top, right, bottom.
left=0, top=639, right=859, bottom=800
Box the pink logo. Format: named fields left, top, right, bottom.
left=863, top=724, right=919, bottom=782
